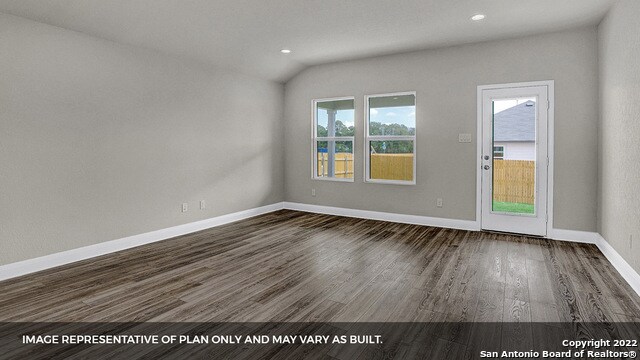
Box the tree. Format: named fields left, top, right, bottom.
left=368, top=122, right=414, bottom=136
left=370, top=140, right=413, bottom=154
left=318, top=121, right=415, bottom=153
left=317, top=120, right=354, bottom=138
left=317, top=124, right=328, bottom=137
left=368, top=122, right=414, bottom=153
left=334, top=120, right=355, bottom=137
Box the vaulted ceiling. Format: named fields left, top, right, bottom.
left=0, top=0, right=616, bottom=82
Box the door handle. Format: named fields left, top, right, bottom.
left=484, top=165, right=491, bottom=170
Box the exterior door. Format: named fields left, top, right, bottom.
left=480, top=84, right=549, bottom=236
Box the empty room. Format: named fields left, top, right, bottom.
left=1, top=0, right=639, bottom=359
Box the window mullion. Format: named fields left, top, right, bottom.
left=366, top=135, right=415, bottom=141
left=315, top=137, right=355, bottom=140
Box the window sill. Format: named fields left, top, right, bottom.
left=312, top=177, right=355, bottom=183
left=365, top=179, right=416, bottom=186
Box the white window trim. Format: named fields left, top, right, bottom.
left=364, top=91, right=417, bottom=185
left=312, top=96, right=355, bottom=182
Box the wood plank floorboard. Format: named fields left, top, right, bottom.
left=0, top=209, right=639, bottom=322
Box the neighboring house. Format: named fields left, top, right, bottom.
left=493, top=100, right=536, bottom=161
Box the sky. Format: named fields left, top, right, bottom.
left=316, top=109, right=354, bottom=128
left=317, top=106, right=416, bottom=128
left=370, top=106, right=415, bottom=128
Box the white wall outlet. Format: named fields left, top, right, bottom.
left=458, top=133, right=472, bottom=143
left=436, top=198, right=443, bottom=208
left=311, top=188, right=316, bottom=197
left=200, top=200, right=206, bottom=210
left=182, top=203, right=188, bottom=212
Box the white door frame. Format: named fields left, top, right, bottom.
left=475, top=80, right=554, bottom=236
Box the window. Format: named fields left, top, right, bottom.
left=493, top=145, right=505, bottom=159
left=365, top=92, right=416, bottom=184
left=313, top=98, right=355, bottom=181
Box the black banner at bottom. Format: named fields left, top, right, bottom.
left=1, top=322, right=639, bottom=359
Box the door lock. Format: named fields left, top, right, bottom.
left=484, top=165, right=491, bottom=170
left=484, top=155, right=490, bottom=160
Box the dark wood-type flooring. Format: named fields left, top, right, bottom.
left=1, top=210, right=639, bottom=323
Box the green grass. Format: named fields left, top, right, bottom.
left=492, top=201, right=534, bottom=214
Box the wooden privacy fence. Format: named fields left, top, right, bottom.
left=317, top=153, right=413, bottom=181
left=317, top=153, right=354, bottom=178
left=370, top=153, right=413, bottom=181
left=492, top=159, right=535, bottom=204
left=317, top=156, right=531, bottom=200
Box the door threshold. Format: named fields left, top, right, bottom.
left=481, top=229, right=545, bottom=238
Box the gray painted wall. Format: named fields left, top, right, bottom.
left=598, top=0, right=640, bottom=273
left=0, top=13, right=285, bottom=265
left=284, top=28, right=599, bottom=232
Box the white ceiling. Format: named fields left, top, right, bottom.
left=0, top=0, right=616, bottom=82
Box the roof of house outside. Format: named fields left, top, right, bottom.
left=494, top=101, right=535, bottom=142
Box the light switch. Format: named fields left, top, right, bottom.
left=458, top=133, right=472, bottom=143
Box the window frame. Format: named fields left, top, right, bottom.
left=493, top=145, right=505, bottom=159
left=312, top=96, right=356, bottom=182
left=364, top=91, right=417, bottom=185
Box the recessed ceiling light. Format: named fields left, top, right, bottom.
left=471, top=14, right=486, bottom=21
left=280, top=49, right=291, bottom=54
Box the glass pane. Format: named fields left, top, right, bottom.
left=493, top=146, right=504, bottom=159
left=369, top=140, right=413, bottom=181
left=316, top=140, right=353, bottom=179
left=368, top=94, right=415, bottom=136
left=316, top=99, right=355, bottom=137
left=492, top=98, right=536, bottom=215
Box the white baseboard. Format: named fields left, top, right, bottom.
left=283, top=202, right=480, bottom=231
left=3, top=201, right=639, bottom=298
left=283, top=203, right=640, bottom=296
left=595, top=234, right=640, bottom=296
left=548, top=228, right=599, bottom=244
left=545, top=229, right=640, bottom=296
left=0, top=202, right=284, bottom=282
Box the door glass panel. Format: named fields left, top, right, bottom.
left=492, top=97, right=536, bottom=215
